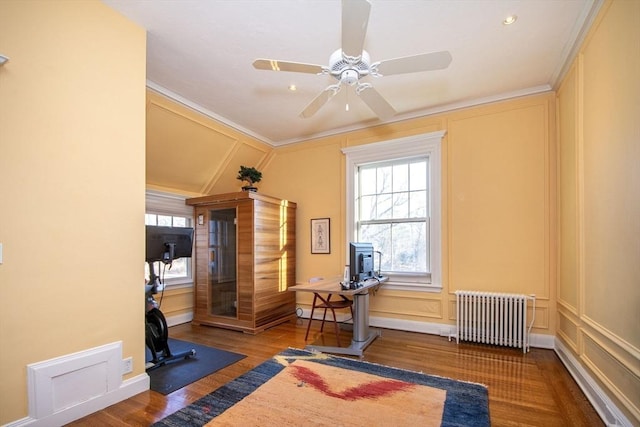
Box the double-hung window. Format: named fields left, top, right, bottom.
left=358, top=158, right=429, bottom=273
left=342, top=131, right=445, bottom=291
left=145, top=190, right=194, bottom=288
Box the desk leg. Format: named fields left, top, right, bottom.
left=305, top=290, right=381, bottom=357
left=353, top=291, right=369, bottom=342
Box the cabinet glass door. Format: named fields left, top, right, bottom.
left=208, top=208, right=237, bottom=317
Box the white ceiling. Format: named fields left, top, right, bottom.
left=103, top=0, right=599, bottom=146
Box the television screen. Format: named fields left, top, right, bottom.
left=146, top=225, right=194, bottom=263
left=349, top=242, right=374, bottom=282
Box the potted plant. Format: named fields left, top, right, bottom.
left=237, top=165, right=262, bottom=192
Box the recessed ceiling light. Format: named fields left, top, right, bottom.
left=503, top=15, right=518, bottom=25
left=288, top=84, right=297, bottom=91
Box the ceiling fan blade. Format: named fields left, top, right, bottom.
left=300, top=86, right=340, bottom=118
left=375, top=51, right=453, bottom=76
left=253, top=59, right=325, bottom=74
left=342, top=0, right=371, bottom=59
left=357, top=84, right=396, bottom=120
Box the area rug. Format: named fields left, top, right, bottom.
left=153, top=348, right=490, bottom=426
left=146, top=338, right=246, bottom=395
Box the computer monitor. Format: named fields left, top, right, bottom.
left=145, top=225, right=194, bottom=264
left=349, top=242, right=374, bottom=282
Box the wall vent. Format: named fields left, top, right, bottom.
left=27, top=342, right=122, bottom=419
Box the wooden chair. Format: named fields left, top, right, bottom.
left=304, top=277, right=354, bottom=346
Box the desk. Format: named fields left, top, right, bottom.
left=289, top=276, right=387, bottom=357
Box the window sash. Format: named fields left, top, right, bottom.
left=342, top=131, right=444, bottom=292
left=357, top=158, right=430, bottom=276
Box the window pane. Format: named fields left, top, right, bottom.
left=409, top=191, right=427, bottom=217
left=164, top=258, right=188, bottom=278
left=377, top=165, right=392, bottom=193
left=360, top=223, right=391, bottom=271
left=377, top=193, right=392, bottom=220
left=360, top=195, right=376, bottom=221
left=157, top=215, right=172, bottom=226
left=392, top=192, right=408, bottom=219
left=391, top=222, right=427, bottom=272
left=410, top=161, right=427, bottom=191
left=145, top=214, right=157, bottom=225
left=173, top=216, right=187, bottom=227
left=360, top=168, right=376, bottom=196
left=392, top=164, right=408, bottom=192
left=145, top=259, right=188, bottom=282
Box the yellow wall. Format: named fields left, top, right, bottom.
left=263, top=94, right=556, bottom=331
left=0, top=1, right=146, bottom=423
left=556, top=0, right=639, bottom=423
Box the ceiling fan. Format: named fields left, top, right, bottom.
left=252, top=0, right=452, bottom=120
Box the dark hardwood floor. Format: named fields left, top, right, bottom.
left=69, top=319, right=603, bottom=426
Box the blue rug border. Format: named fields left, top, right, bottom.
left=153, top=347, right=490, bottom=427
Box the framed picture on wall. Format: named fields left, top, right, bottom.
left=311, top=218, right=330, bottom=254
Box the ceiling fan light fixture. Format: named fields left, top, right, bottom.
left=341, top=69, right=359, bottom=86
left=503, top=15, right=518, bottom=25
left=253, top=0, right=451, bottom=120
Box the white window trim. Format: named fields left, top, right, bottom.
left=146, top=190, right=195, bottom=289
left=342, top=130, right=445, bottom=292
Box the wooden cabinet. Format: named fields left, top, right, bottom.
left=186, top=192, right=296, bottom=334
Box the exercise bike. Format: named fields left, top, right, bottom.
left=145, top=243, right=195, bottom=372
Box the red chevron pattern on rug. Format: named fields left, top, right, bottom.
left=206, top=358, right=446, bottom=426
left=289, top=364, right=416, bottom=400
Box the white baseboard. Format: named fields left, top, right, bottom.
left=554, top=339, right=632, bottom=427
left=165, top=312, right=193, bottom=327
left=301, top=309, right=555, bottom=349
left=5, top=373, right=148, bottom=427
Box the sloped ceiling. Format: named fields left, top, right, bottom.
left=146, top=91, right=270, bottom=195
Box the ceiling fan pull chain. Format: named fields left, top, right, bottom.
left=346, top=88, right=350, bottom=112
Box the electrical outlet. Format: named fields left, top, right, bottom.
left=122, top=357, right=133, bottom=374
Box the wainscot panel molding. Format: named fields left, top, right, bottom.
left=369, top=290, right=444, bottom=320
left=557, top=307, right=580, bottom=352
left=581, top=316, right=640, bottom=365
left=581, top=333, right=639, bottom=423
left=555, top=338, right=634, bottom=427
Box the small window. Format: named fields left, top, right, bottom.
left=145, top=190, right=194, bottom=288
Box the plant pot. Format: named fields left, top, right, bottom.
left=242, top=186, right=257, bottom=192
